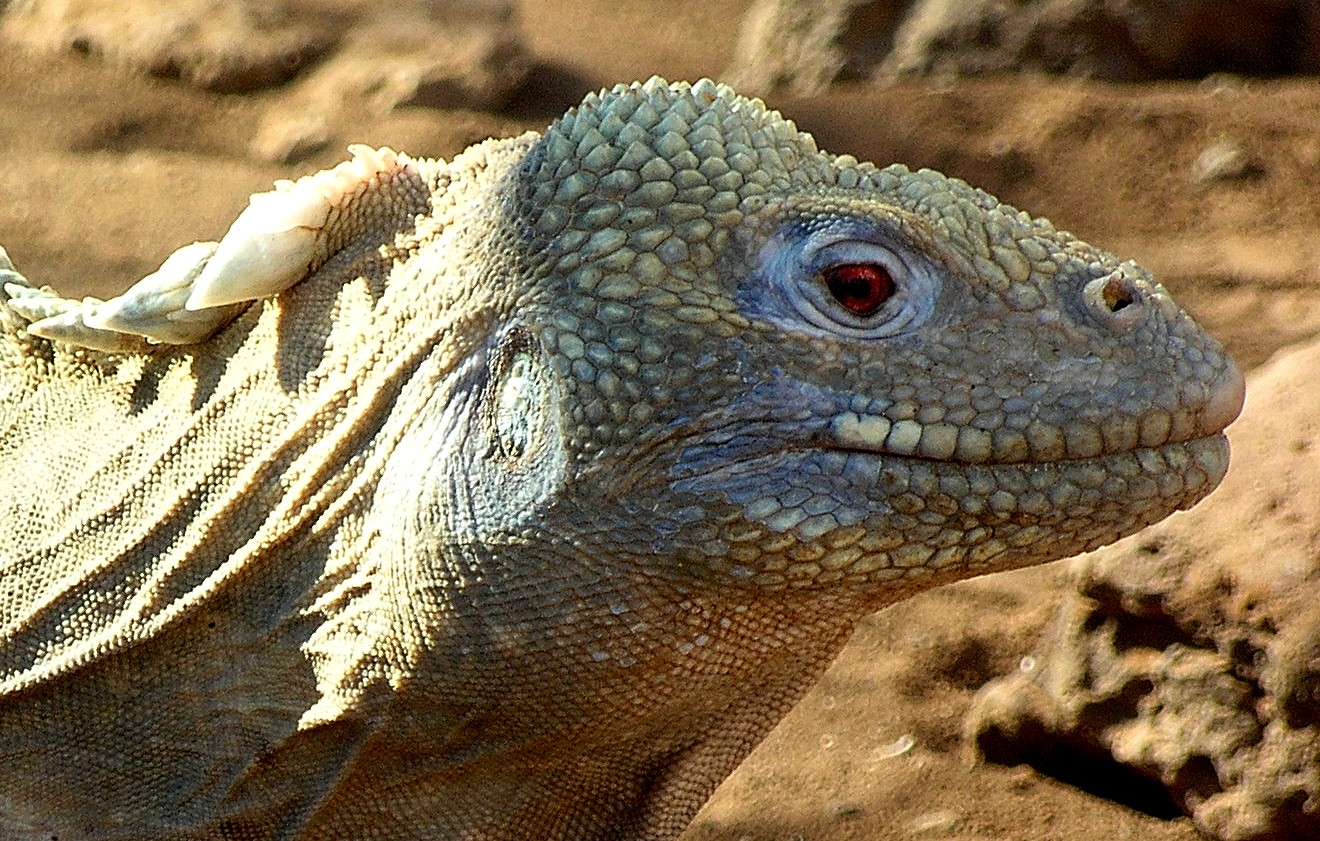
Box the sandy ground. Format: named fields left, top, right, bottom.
left=1, top=1, right=1318, bottom=838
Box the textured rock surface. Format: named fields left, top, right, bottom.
left=249, top=0, right=527, bottom=163
left=0, top=0, right=529, bottom=162
left=880, top=0, right=1320, bottom=82
left=723, top=0, right=907, bottom=95
left=0, top=0, right=335, bottom=93
left=727, top=0, right=1320, bottom=94
left=968, top=336, right=1320, bottom=841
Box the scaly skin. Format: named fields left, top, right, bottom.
left=0, top=78, right=1241, bottom=839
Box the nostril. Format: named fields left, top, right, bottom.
left=1101, top=276, right=1136, bottom=312
left=1083, top=270, right=1145, bottom=328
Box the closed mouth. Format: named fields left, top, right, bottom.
left=824, top=410, right=1231, bottom=468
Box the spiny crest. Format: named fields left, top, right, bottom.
left=5, top=145, right=421, bottom=352
left=186, top=144, right=415, bottom=311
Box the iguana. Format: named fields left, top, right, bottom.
left=0, top=77, right=1242, bottom=839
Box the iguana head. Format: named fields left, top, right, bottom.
left=10, top=77, right=1239, bottom=596
left=494, top=77, right=1243, bottom=595
left=2, top=77, right=1242, bottom=604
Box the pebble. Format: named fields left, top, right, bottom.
left=908, top=808, right=964, bottom=835
left=1194, top=138, right=1259, bottom=183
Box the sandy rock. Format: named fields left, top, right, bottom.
left=248, top=113, right=331, bottom=166
left=0, top=0, right=335, bottom=93
left=966, top=336, right=1320, bottom=841
left=250, top=0, right=528, bottom=163
left=1193, top=138, right=1261, bottom=184
left=908, top=808, right=963, bottom=835
left=726, top=0, right=1320, bottom=94
left=881, top=0, right=1320, bottom=81
left=0, top=0, right=530, bottom=164
left=723, top=0, right=907, bottom=96
left=309, top=0, right=526, bottom=113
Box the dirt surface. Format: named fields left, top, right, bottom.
left=1, top=1, right=1318, bottom=839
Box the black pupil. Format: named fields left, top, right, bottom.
left=822, top=263, right=895, bottom=317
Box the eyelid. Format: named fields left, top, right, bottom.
left=808, top=239, right=910, bottom=274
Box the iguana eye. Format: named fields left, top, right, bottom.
left=756, top=223, right=940, bottom=339
left=821, top=263, right=895, bottom=317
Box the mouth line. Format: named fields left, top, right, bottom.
left=815, top=430, right=1228, bottom=468
left=821, top=408, right=1231, bottom=469
left=666, top=433, right=1230, bottom=505
left=675, top=433, right=1228, bottom=485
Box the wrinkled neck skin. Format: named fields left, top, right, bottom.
left=311, top=328, right=873, bottom=838
left=350, top=544, right=863, bottom=839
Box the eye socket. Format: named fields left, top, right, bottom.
left=821, top=263, right=896, bottom=317
left=759, top=225, right=940, bottom=339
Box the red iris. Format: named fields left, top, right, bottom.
left=821, top=263, right=895, bottom=317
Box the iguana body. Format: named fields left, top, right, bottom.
left=0, top=78, right=1241, bottom=839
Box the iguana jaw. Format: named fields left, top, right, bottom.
left=649, top=344, right=1239, bottom=590
left=653, top=431, right=1230, bottom=591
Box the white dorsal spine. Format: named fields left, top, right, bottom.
left=185, top=146, right=406, bottom=311
left=2, top=147, right=416, bottom=351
